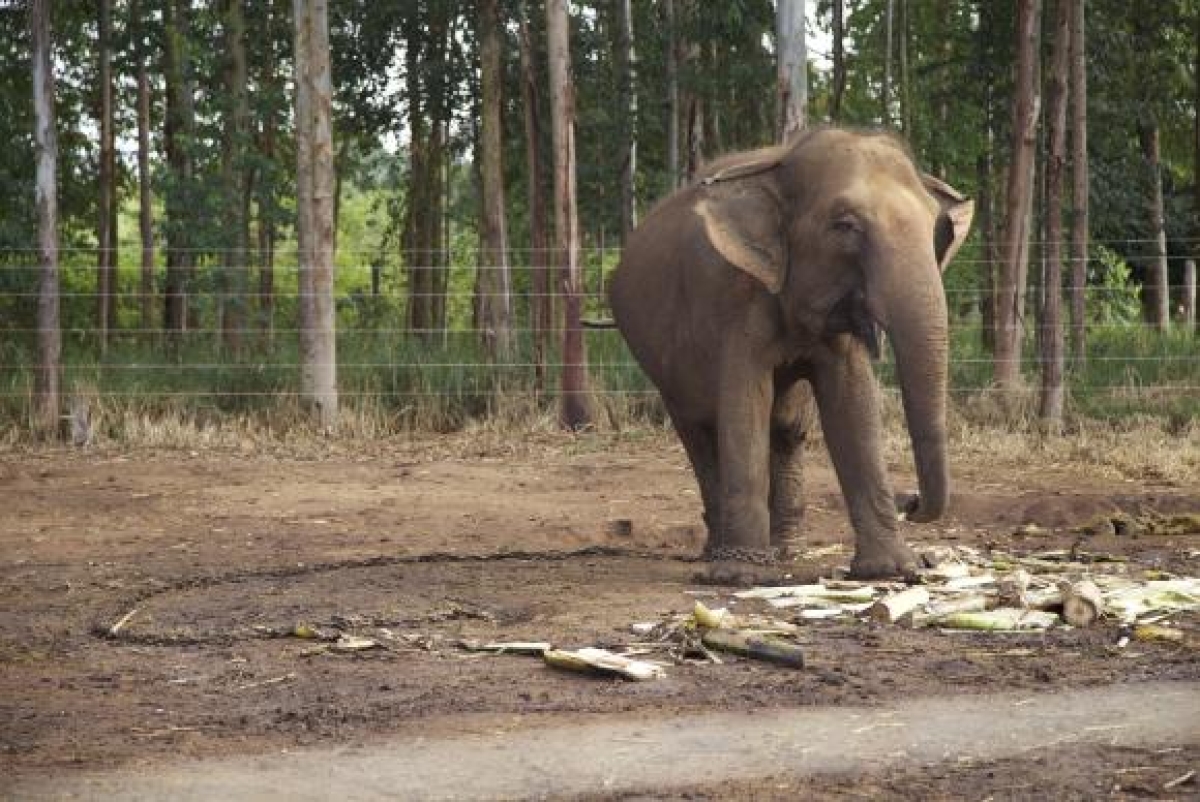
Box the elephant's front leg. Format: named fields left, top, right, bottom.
left=812, top=339, right=918, bottom=579
left=706, top=363, right=779, bottom=583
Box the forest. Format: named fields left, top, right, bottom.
left=5, top=0, right=1199, bottom=440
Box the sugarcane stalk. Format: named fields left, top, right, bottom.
left=700, top=629, right=805, bottom=669
left=1060, top=579, right=1104, bottom=627
left=868, top=586, right=930, bottom=624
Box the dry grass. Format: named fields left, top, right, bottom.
left=2, top=387, right=1196, bottom=487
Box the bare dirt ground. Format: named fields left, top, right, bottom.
left=2, top=427, right=1198, bottom=799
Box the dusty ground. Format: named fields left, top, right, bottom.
left=1, top=427, right=1198, bottom=799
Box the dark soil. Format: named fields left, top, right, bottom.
left=1, top=432, right=1198, bottom=797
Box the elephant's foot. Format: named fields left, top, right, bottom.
left=698, top=546, right=787, bottom=587
left=849, top=537, right=919, bottom=580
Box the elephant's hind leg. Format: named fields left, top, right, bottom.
left=770, top=382, right=815, bottom=555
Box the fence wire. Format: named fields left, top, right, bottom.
left=2, top=246, right=1197, bottom=424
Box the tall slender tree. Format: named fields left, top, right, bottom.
left=518, top=5, right=552, bottom=387
left=97, top=0, right=116, bottom=351
left=546, top=0, right=591, bottom=428
left=1139, top=111, right=1170, bottom=331
left=830, top=0, right=846, bottom=121
left=257, top=0, right=281, bottom=341
left=1068, top=0, right=1089, bottom=362
left=776, top=0, right=807, bottom=141
left=221, top=0, right=250, bottom=354
left=995, top=0, right=1042, bottom=393
left=31, top=0, right=60, bottom=439
left=477, top=0, right=513, bottom=357
left=133, top=0, right=155, bottom=335
left=665, top=0, right=679, bottom=189
left=294, top=0, right=338, bottom=428
left=163, top=0, right=196, bottom=337
left=615, top=0, right=638, bottom=241
left=1039, top=0, right=1071, bottom=427
left=882, top=0, right=894, bottom=125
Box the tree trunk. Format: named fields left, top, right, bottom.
left=402, top=10, right=450, bottom=340
left=294, top=0, right=338, bottom=428
left=221, top=0, right=250, bottom=354
left=900, top=0, right=911, bottom=136
left=519, top=6, right=552, bottom=390
left=258, top=2, right=279, bottom=342
left=163, top=0, right=195, bottom=338
left=477, top=0, right=513, bottom=357
left=615, top=0, right=637, bottom=241
left=665, top=0, right=679, bottom=190
left=32, top=0, right=61, bottom=439
left=975, top=0, right=998, bottom=352
left=97, top=0, right=115, bottom=352
left=776, top=0, right=807, bottom=142
left=830, top=0, right=845, bottom=122
left=1038, top=0, right=1070, bottom=427
left=1195, top=8, right=1200, bottom=297
left=1068, top=0, right=1089, bottom=363
left=546, top=0, right=591, bottom=429
left=401, top=14, right=428, bottom=336
left=133, top=0, right=154, bottom=336
left=882, top=0, right=893, bottom=125
left=1138, top=112, right=1170, bottom=332
left=994, top=0, right=1042, bottom=393
left=294, top=0, right=314, bottom=354
left=1184, top=260, right=1196, bottom=332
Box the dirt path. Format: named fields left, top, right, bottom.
left=2, top=433, right=1199, bottom=798
left=11, top=681, right=1198, bottom=801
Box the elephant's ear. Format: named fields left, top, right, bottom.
left=694, top=184, right=786, bottom=294
left=922, top=175, right=975, bottom=271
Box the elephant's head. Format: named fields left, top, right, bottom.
left=695, top=128, right=974, bottom=522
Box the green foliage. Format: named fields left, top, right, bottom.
left=1088, top=245, right=1143, bottom=325
left=7, top=0, right=1199, bottom=435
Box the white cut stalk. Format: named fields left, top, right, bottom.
left=996, top=569, right=1032, bottom=608
left=924, top=560, right=972, bottom=580
left=797, top=607, right=848, bottom=620
left=693, top=600, right=739, bottom=629
left=906, top=594, right=990, bottom=628
left=1023, top=586, right=1065, bottom=611
left=1060, top=579, right=1104, bottom=627
left=736, top=584, right=878, bottom=603
left=868, top=586, right=930, bottom=624
left=543, top=647, right=665, bottom=681
left=475, top=641, right=553, bottom=655
left=940, top=574, right=998, bottom=592
left=939, top=608, right=1059, bottom=631
left=331, top=635, right=382, bottom=652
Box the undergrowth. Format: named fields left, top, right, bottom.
left=1, top=323, right=1196, bottom=463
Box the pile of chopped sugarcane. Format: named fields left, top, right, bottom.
left=459, top=546, right=1199, bottom=681
left=735, top=545, right=1200, bottom=637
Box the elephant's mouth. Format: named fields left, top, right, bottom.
left=824, top=291, right=881, bottom=359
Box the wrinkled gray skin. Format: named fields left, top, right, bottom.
left=608, top=128, right=974, bottom=582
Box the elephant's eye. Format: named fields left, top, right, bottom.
left=831, top=215, right=862, bottom=236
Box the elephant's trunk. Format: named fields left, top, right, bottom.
left=878, top=259, right=950, bottom=523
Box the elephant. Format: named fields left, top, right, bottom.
left=608, top=127, right=974, bottom=582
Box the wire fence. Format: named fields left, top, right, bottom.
left=1, top=245, right=1197, bottom=432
